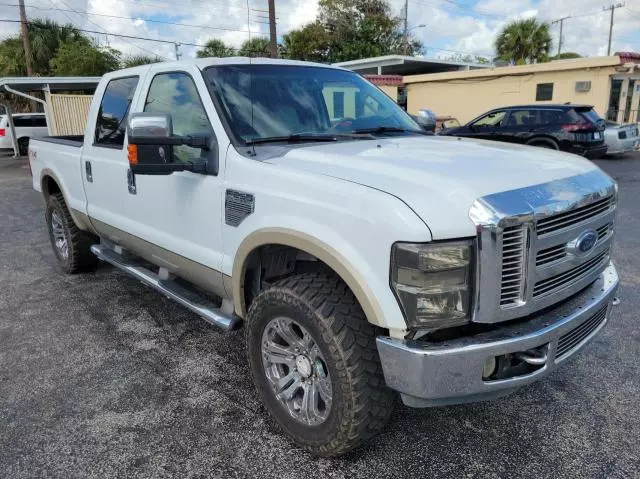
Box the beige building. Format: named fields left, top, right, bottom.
left=405, top=53, right=640, bottom=125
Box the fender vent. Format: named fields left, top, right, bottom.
left=225, top=189, right=254, bottom=227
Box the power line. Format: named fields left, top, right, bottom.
left=0, top=3, right=261, bottom=32
left=0, top=18, right=272, bottom=55
left=48, top=0, right=171, bottom=60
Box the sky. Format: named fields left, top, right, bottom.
left=0, top=0, right=638, bottom=62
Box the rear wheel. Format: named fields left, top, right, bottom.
left=45, top=193, right=98, bottom=273
left=245, top=272, right=394, bottom=456
left=18, top=137, right=29, bottom=156
left=527, top=138, right=559, bottom=150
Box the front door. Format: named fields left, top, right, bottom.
left=465, top=110, right=507, bottom=141
left=121, top=67, right=226, bottom=289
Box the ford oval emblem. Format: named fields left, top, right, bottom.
left=576, top=231, right=598, bottom=254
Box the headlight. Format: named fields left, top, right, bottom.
left=391, top=240, right=474, bottom=330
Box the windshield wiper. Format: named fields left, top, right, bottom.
left=353, top=126, right=427, bottom=135
left=245, top=133, right=374, bottom=146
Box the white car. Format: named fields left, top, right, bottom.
left=604, top=121, right=640, bottom=155
left=28, top=58, right=619, bottom=456
left=0, top=112, right=48, bottom=155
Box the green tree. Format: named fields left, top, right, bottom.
left=0, top=18, right=99, bottom=76
left=122, top=54, right=163, bottom=68
left=50, top=40, right=120, bottom=76
left=239, top=37, right=271, bottom=57
left=550, top=52, right=582, bottom=60
left=196, top=39, right=235, bottom=58
left=494, top=18, right=552, bottom=65
left=282, top=0, right=420, bottom=63
left=281, top=23, right=330, bottom=62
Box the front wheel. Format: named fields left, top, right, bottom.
left=245, top=272, right=394, bottom=456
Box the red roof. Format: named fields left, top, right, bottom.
left=363, top=74, right=403, bottom=86
left=616, top=52, right=640, bottom=63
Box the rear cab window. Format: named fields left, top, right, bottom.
left=94, top=76, right=140, bottom=148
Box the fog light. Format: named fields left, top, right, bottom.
left=482, top=356, right=497, bottom=379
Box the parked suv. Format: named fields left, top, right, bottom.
left=0, top=112, right=48, bottom=155
left=440, top=105, right=608, bottom=158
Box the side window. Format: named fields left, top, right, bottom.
left=144, top=72, right=212, bottom=163
left=13, top=116, right=29, bottom=127
left=95, top=76, right=139, bottom=148
left=472, top=111, right=506, bottom=128
left=506, top=109, right=540, bottom=126
left=33, top=116, right=47, bottom=127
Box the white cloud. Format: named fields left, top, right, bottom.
left=0, top=0, right=637, bottom=62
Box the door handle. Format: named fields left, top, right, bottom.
left=127, top=168, right=137, bottom=195
left=85, top=161, right=93, bottom=182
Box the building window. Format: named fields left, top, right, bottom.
left=535, top=83, right=554, bottom=101
left=333, top=91, right=345, bottom=118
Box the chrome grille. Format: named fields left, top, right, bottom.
left=536, top=196, right=613, bottom=236
left=597, top=223, right=611, bottom=240
left=533, top=248, right=609, bottom=298
left=536, top=244, right=566, bottom=266
left=500, top=225, right=526, bottom=306
left=556, top=305, right=607, bottom=360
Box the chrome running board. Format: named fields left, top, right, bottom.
left=91, top=244, right=240, bottom=331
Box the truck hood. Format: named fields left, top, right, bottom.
left=265, top=135, right=599, bottom=239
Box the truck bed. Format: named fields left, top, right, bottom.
left=35, top=135, right=84, bottom=147
left=29, top=136, right=87, bottom=216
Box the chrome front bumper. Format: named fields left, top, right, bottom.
left=376, top=262, right=619, bottom=407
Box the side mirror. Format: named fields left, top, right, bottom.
left=127, top=112, right=210, bottom=175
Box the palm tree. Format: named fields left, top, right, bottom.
left=196, top=39, right=234, bottom=58
left=495, top=18, right=552, bottom=65
left=28, top=19, right=88, bottom=74
left=122, top=54, right=163, bottom=68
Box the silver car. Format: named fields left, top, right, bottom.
left=604, top=121, right=639, bottom=155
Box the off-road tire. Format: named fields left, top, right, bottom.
left=245, top=272, right=394, bottom=457
left=45, top=193, right=98, bottom=274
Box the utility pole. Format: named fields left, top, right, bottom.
left=267, top=0, right=278, bottom=58
left=174, top=42, right=181, bottom=61
left=403, top=0, right=409, bottom=55
left=604, top=3, right=625, bottom=56
left=551, top=16, right=570, bottom=57
left=18, top=0, right=34, bottom=77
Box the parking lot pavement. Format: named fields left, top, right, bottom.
left=1, top=152, right=639, bottom=479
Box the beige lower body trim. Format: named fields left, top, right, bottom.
left=232, top=228, right=386, bottom=327
left=91, top=219, right=229, bottom=301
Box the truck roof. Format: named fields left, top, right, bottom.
left=114, top=57, right=345, bottom=76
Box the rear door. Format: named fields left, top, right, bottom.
left=82, top=74, right=143, bottom=232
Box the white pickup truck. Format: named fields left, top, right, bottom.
left=30, top=58, right=619, bottom=456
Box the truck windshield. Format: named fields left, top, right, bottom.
left=203, top=65, right=422, bottom=144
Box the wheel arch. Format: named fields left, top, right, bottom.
left=39, top=168, right=95, bottom=233
left=231, top=228, right=388, bottom=328
left=526, top=135, right=559, bottom=149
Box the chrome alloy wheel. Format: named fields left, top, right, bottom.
left=50, top=211, right=69, bottom=259
left=261, top=317, right=332, bottom=426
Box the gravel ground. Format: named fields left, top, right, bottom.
left=1, top=151, right=639, bottom=478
